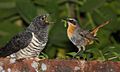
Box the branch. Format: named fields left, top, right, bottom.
left=0, top=58, right=120, bottom=72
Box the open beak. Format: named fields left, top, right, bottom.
left=44, top=14, right=55, bottom=25
left=44, top=14, right=49, bottom=24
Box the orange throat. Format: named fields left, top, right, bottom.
left=67, top=23, right=76, bottom=38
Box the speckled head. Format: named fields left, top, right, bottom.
left=27, top=14, right=50, bottom=32
left=32, top=14, right=49, bottom=27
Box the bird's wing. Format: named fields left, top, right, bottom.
left=78, top=29, right=90, bottom=37
left=0, top=31, right=33, bottom=57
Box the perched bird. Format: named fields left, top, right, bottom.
left=0, top=14, right=50, bottom=60
left=64, top=18, right=110, bottom=57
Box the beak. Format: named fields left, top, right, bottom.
left=44, top=14, right=55, bottom=25
left=44, top=14, right=49, bottom=24
left=43, top=14, right=52, bottom=25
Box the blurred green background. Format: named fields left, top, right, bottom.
left=0, top=0, right=120, bottom=61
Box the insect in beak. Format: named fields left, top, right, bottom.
left=61, top=19, right=67, bottom=27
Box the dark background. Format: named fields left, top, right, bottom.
left=0, top=0, right=120, bottom=61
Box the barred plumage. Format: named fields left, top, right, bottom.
left=0, top=15, right=49, bottom=59
left=14, top=32, right=46, bottom=59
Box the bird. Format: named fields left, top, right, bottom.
left=0, top=14, right=50, bottom=60
left=64, top=18, right=110, bottom=57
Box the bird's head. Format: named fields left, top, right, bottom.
left=27, top=14, right=50, bottom=32
left=63, top=18, right=78, bottom=28
left=62, top=18, right=79, bottom=38
left=33, top=14, right=49, bottom=27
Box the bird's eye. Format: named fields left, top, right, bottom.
left=68, top=20, right=76, bottom=25
left=41, top=15, right=46, bottom=21
left=41, top=17, right=45, bottom=21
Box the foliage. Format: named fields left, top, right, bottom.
left=0, top=0, right=120, bottom=61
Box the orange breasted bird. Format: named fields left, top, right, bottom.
left=63, top=18, right=110, bottom=57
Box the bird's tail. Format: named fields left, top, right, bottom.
left=90, top=20, right=111, bottom=36
left=0, top=47, right=8, bottom=57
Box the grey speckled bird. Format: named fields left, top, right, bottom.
left=0, top=14, right=50, bottom=59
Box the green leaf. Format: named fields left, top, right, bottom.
left=91, top=3, right=120, bottom=31
left=44, top=0, right=69, bottom=48
left=33, top=0, right=47, bottom=6
left=110, top=1, right=120, bottom=15
left=66, top=52, right=77, bottom=57
left=48, top=21, right=68, bottom=47
left=81, top=0, right=106, bottom=12
left=0, top=21, right=23, bottom=46
left=16, top=0, right=37, bottom=24
left=37, top=7, right=48, bottom=15
left=0, top=8, right=17, bottom=21
left=0, top=0, right=15, bottom=2
left=39, top=52, right=48, bottom=59
left=0, top=2, right=15, bottom=9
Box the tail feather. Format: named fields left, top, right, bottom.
left=90, top=20, right=111, bottom=36
left=0, top=47, right=9, bottom=57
